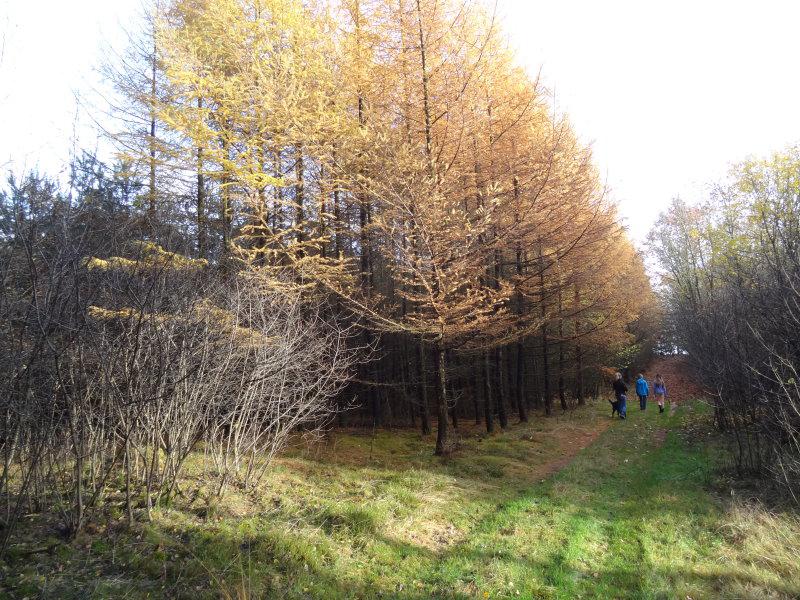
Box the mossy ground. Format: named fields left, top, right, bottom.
left=3, top=398, right=799, bottom=599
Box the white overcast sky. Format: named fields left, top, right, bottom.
left=2, top=0, right=800, bottom=243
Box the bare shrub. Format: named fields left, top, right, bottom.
left=650, top=148, right=800, bottom=502
left=0, top=196, right=359, bottom=551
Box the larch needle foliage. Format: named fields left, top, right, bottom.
left=146, top=0, right=655, bottom=453
left=159, top=0, right=350, bottom=278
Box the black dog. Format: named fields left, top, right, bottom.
left=609, top=399, right=619, bottom=417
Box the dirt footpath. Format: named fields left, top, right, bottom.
left=644, top=355, right=706, bottom=408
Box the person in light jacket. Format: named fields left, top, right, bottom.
left=653, top=374, right=667, bottom=413
left=635, top=373, right=649, bottom=411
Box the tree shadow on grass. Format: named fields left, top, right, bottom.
left=16, top=401, right=799, bottom=599
left=144, top=408, right=786, bottom=599
left=148, top=522, right=793, bottom=600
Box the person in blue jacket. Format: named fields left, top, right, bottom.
left=635, top=373, right=649, bottom=410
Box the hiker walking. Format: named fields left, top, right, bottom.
left=635, top=373, right=649, bottom=410
left=611, top=372, right=628, bottom=419
left=653, top=374, right=667, bottom=413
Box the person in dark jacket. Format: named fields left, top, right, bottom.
left=635, top=373, right=649, bottom=410
left=611, top=372, right=628, bottom=419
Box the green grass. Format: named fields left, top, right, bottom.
left=4, top=400, right=800, bottom=599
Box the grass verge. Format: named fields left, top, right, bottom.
left=3, top=399, right=799, bottom=599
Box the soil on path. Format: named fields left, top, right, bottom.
left=644, top=355, right=705, bottom=408
left=537, top=418, right=612, bottom=477
left=644, top=355, right=706, bottom=444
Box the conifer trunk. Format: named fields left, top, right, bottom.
left=148, top=40, right=157, bottom=221
left=495, top=348, right=508, bottom=429
left=196, top=99, right=207, bottom=259
left=516, top=342, right=528, bottom=422
left=294, top=144, right=305, bottom=255
left=558, top=284, right=567, bottom=411
left=414, top=0, right=434, bottom=176
left=513, top=184, right=528, bottom=422
left=575, top=286, right=585, bottom=405
left=417, top=341, right=431, bottom=435
left=448, top=351, right=459, bottom=429
left=220, top=132, right=232, bottom=252
left=483, top=351, right=494, bottom=432
left=472, top=360, right=481, bottom=424
left=539, top=245, right=552, bottom=415
left=530, top=340, right=542, bottom=409
left=433, top=343, right=449, bottom=456
left=371, top=351, right=382, bottom=428
left=403, top=346, right=416, bottom=427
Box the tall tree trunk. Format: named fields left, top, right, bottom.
left=414, top=0, right=434, bottom=178
left=220, top=132, right=232, bottom=252
left=371, top=349, right=382, bottom=428
left=539, top=245, right=552, bottom=416
left=294, top=144, right=305, bottom=256
left=352, top=6, right=376, bottom=426
left=148, top=40, right=157, bottom=222
left=359, top=198, right=369, bottom=287
left=271, top=150, right=283, bottom=243
left=495, top=348, right=508, bottom=429
left=516, top=342, right=528, bottom=422
left=530, top=339, right=542, bottom=409
left=354, top=1, right=371, bottom=289
left=196, top=99, right=207, bottom=258
left=433, top=342, right=449, bottom=456
left=448, top=351, right=459, bottom=429
left=333, top=185, right=341, bottom=259
left=483, top=351, right=494, bottom=432
left=541, top=326, right=552, bottom=415
left=472, top=358, right=482, bottom=424
left=417, top=341, right=431, bottom=435
left=331, top=149, right=342, bottom=260
left=402, top=342, right=416, bottom=428
left=513, top=186, right=528, bottom=422
left=318, top=167, right=327, bottom=260
left=558, top=284, right=567, bottom=411
left=574, top=286, right=585, bottom=406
